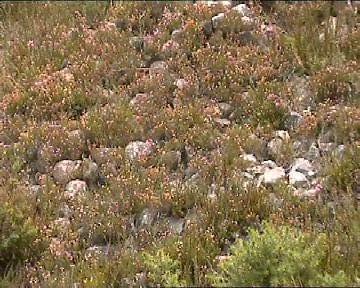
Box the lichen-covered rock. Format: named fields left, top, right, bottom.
left=263, top=167, right=286, bottom=185
left=53, top=160, right=82, bottom=185
left=65, top=179, right=88, bottom=199
left=81, top=158, right=100, bottom=186
left=125, top=140, right=155, bottom=163
left=291, top=158, right=316, bottom=178
left=289, top=170, right=309, bottom=188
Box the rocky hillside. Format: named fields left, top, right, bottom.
left=0, top=1, right=359, bottom=287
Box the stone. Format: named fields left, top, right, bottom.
left=65, top=179, right=88, bottom=199
left=90, top=147, right=119, bottom=165
left=232, top=4, right=251, bottom=17
left=166, top=217, right=185, bottom=234
left=125, top=140, right=155, bottom=163
left=306, top=142, right=320, bottom=160
left=263, top=167, right=286, bottom=185
left=333, top=145, right=346, bottom=159
left=171, top=29, right=183, bottom=40
left=134, top=208, right=158, bottom=230
left=53, top=160, right=82, bottom=185
left=129, top=93, right=151, bottom=109
left=267, top=138, right=284, bottom=158
left=319, top=142, right=336, bottom=155
left=175, top=79, right=188, bottom=90
left=291, top=158, right=316, bottom=178
left=240, top=154, right=257, bottom=165
left=212, top=13, right=225, bottom=30
left=285, top=111, right=304, bottom=131
left=275, top=130, right=290, bottom=141
left=214, top=118, right=231, bottom=128
left=67, top=129, right=87, bottom=160
left=288, top=170, right=309, bottom=188
left=81, top=158, right=100, bottom=185
left=218, top=102, right=233, bottom=118
left=261, top=160, right=277, bottom=169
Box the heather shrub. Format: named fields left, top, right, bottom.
left=84, top=102, right=143, bottom=147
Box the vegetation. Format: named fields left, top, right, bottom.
left=0, top=1, right=359, bottom=286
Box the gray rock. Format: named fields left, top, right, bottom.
left=67, top=129, right=87, bottom=160
left=333, top=145, right=346, bottom=159
left=261, top=160, right=278, bottom=169
left=291, top=158, right=316, bottom=178
left=218, top=102, right=233, bottom=118
left=166, top=217, right=185, bottom=234
left=81, top=158, right=100, bottom=185
left=232, top=4, right=251, bottom=16
left=275, top=130, right=290, bottom=141
left=53, top=160, right=82, bottom=185
left=267, top=138, right=284, bottom=158
left=319, top=142, right=336, bottom=155
left=288, top=170, right=309, bottom=188
left=212, top=13, right=225, bottom=30
left=214, top=118, right=231, bottom=128
left=65, top=179, right=88, bottom=199
left=306, top=142, right=320, bottom=160
left=134, top=208, right=159, bottom=229
left=129, top=93, right=151, bottom=109
left=125, top=141, right=155, bottom=163
left=171, top=29, right=183, bottom=40
left=285, top=112, right=304, bottom=131
left=263, top=167, right=286, bottom=185
left=175, top=79, right=188, bottom=90
left=240, top=154, right=257, bottom=165
left=288, top=76, right=314, bottom=111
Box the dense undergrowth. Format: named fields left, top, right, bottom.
left=0, top=1, right=359, bottom=287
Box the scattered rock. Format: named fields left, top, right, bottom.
left=267, top=138, right=284, bottom=159
left=175, top=79, right=188, bottom=90
left=214, top=118, right=231, bottom=128
left=261, top=160, right=277, bottom=169
left=166, top=217, right=185, bottom=234
left=67, top=129, right=87, bottom=160
left=65, top=179, right=88, bottom=199
left=218, top=102, right=233, bottom=118
left=263, top=167, right=286, bottom=185
left=53, top=160, right=82, bottom=185
left=130, top=93, right=151, bottom=109
left=81, top=158, right=100, bottom=186
left=291, top=158, right=316, bottom=178
left=134, top=208, right=159, bottom=230
left=90, top=147, right=120, bottom=165
left=319, top=142, right=336, bottom=155
left=285, top=111, right=304, bottom=131
left=240, top=154, right=257, bottom=165
left=275, top=130, right=290, bottom=141
left=212, top=13, right=225, bottom=30
left=288, top=170, right=309, bottom=188
left=232, top=4, right=251, bottom=17
left=125, top=140, right=155, bottom=163
left=306, top=142, right=320, bottom=160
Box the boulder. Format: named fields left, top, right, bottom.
left=53, top=160, right=82, bottom=185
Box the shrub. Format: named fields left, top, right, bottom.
left=209, top=221, right=353, bottom=287
left=0, top=204, right=42, bottom=275
left=142, top=247, right=186, bottom=287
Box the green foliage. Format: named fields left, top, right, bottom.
left=209, top=222, right=353, bottom=287
left=142, top=247, right=186, bottom=287
left=0, top=204, right=42, bottom=275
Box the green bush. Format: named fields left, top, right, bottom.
left=0, top=204, right=42, bottom=275
left=209, top=221, right=353, bottom=287
left=142, top=247, right=186, bottom=287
